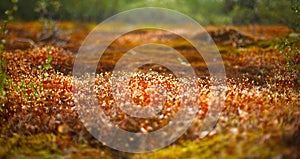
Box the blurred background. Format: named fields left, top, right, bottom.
left=0, top=0, right=299, bottom=30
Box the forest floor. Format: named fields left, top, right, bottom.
left=0, top=22, right=299, bottom=159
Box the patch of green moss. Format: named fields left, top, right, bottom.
left=255, top=39, right=279, bottom=49
left=217, top=46, right=239, bottom=55
left=133, top=131, right=298, bottom=159
left=0, top=133, right=62, bottom=158
left=0, top=133, right=113, bottom=159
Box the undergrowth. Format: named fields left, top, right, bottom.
left=0, top=0, right=18, bottom=110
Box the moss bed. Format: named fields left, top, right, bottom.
left=0, top=23, right=299, bottom=158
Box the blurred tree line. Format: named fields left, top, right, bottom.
left=0, top=0, right=299, bottom=29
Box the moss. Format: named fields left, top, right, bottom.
left=0, top=134, right=58, bottom=158
left=0, top=132, right=298, bottom=159
left=0, top=133, right=113, bottom=159
left=133, top=131, right=298, bottom=159
left=1, top=22, right=299, bottom=159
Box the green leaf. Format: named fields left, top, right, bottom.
left=0, top=90, right=5, bottom=96
left=5, top=10, right=11, bottom=15
left=13, top=6, right=18, bottom=11
left=2, top=59, right=7, bottom=68
left=7, top=78, right=12, bottom=85
left=11, top=0, right=18, bottom=3
left=24, top=93, right=29, bottom=100
left=3, top=20, right=8, bottom=25
left=38, top=85, right=43, bottom=91
left=33, top=89, right=40, bottom=98
left=291, top=50, right=295, bottom=55
left=8, top=16, right=14, bottom=21
left=47, top=55, right=53, bottom=63
left=0, top=45, right=3, bottom=52
left=2, top=73, right=6, bottom=82
left=13, top=85, right=18, bottom=91
left=21, top=80, right=25, bottom=91
left=43, top=64, right=51, bottom=70
left=28, top=82, right=33, bottom=88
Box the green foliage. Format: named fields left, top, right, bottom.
left=276, top=0, right=300, bottom=83
left=0, top=0, right=18, bottom=48
left=291, top=0, right=300, bottom=32
left=60, top=0, right=119, bottom=21
left=12, top=79, right=43, bottom=102
left=256, top=0, right=295, bottom=26
left=43, top=55, right=52, bottom=70
left=1, top=0, right=300, bottom=27
left=230, top=0, right=258, bottom=25
left=35, top=0, right=61, bottom=35
left=231, top=5, right=257, bottom=25
left=117, top=0, right=231, bottom=25
left=35, top=0, right=55, bottom=71
left=39, top=46, right=53, bottom=70
left=0, top=0, right=18, bottom=109
left=229, top=0, right=300, bottom=28
left=279, top=38, right=300, bottom=81
left=0, top=133, right=114, bottom=159
left=134, top=132, right=285, bottom=159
